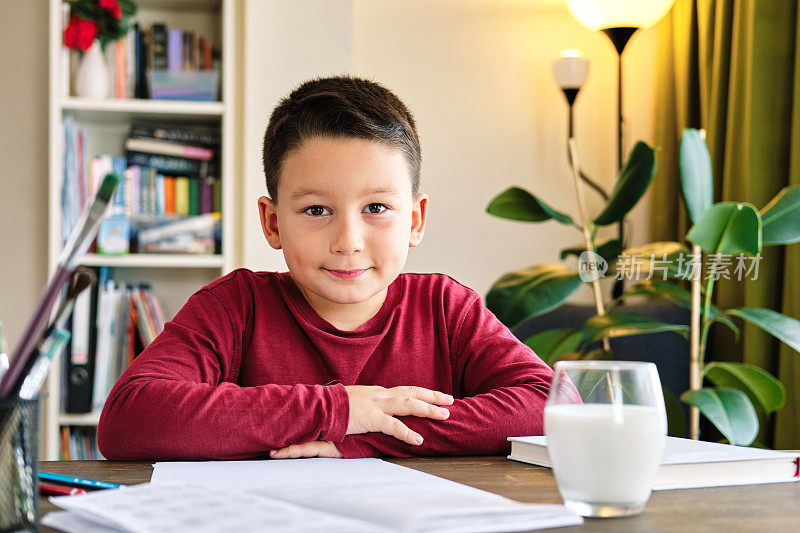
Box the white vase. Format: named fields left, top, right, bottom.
left=75, top=40, right=110, bottom=99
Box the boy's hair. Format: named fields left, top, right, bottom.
left=262, top=75, right=421, bottom=202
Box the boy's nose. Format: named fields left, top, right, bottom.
left=330, top=215, right=364, bottom=255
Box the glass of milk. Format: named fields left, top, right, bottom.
left=545, top=361, right=667, bottom=518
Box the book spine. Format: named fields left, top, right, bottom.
left=213, top=178, right=221, bottom=213
left=125, top=27, right=135, bottom=98
left=111, top=156, right=127, bottom=216
left=129, top=123, right=221, bottom=147
left=175, top=177, right=190, bottom=215
left=189, top=178, right=200, bottom=215
left=151, top=23, right=168, bottom=70
left=164, top=176, right=175, bottom=215
left=125, top=151, right=212, bottom=177
left=124, top=138, right=214, bottom=160
left=200, top=177, right=214, bottom=214
left=167, top=28, right=183, bottom=71
left=134, top=23, right=146, bottom=98
left=115, top=39, right=126, bottom=98
left=156, top=174, right=165, bottom=216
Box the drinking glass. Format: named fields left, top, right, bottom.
left=545, top=361, right=667, bottom=518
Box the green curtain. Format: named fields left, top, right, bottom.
left=651, top=0, right=800, bottom=448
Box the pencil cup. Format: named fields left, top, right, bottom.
left=0, top=397, right=39, bottom=532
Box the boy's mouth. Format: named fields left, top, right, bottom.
left=324, top=268, right=369, bottom=279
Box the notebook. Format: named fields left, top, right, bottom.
left=508, top=435, right=800, bottom=490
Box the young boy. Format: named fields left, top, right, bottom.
left=97, top=76, right=554, bottom=460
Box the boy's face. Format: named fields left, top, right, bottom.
left=258, top=137, right=428, bottom=320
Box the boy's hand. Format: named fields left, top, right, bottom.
left=269, top=441, right=343, bottom=459
left=344, top=385, right=454, bottom=445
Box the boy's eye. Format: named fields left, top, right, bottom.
left=303, top=205, right=330, bottom=216
left=365, top=203, right=387, bottom=214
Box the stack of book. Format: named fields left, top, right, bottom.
left=62, top=118, right=222, bottom=255
left=62, top=267, right=166, bottom=416
left=60, top=427, right=102, bottom=461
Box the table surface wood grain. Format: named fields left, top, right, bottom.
left=38, top=456, right=800, bottom=532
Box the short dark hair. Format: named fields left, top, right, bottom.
left=262, top=75, right=421, bottom=202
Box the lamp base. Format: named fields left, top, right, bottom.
left=601, top=27, right=639, bottom=55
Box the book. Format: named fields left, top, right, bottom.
left=125, top=137, right=214, bottom=160
left=189, top=177, right=200, bottom=215
left=129, top=122, right=220, bottom=147
left=507, top=435, right=800, bottom=490
left=150, top=23, right=168, bottom=70
left=126, top=150, right=214, bottom=178
left=167, top=28, right=183, bottom=71
left=175, top=177, right=189, bottom=215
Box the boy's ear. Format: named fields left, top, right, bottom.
left=409, top=193, right=428, bottom=248
left=258, top=196, right=282, bottom=250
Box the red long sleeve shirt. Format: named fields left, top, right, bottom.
left=97, top=269, right=553, bottom=460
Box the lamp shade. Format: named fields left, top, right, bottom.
left=566, top=0, right=676, bottom=30
left=553, top=50, right=589, bottom=89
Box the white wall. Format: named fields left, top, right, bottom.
left=239, top=0, right=658, bottom=300
left=0, top=0, right=50, bottom=349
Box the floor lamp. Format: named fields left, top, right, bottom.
left=565, top=0, right=676, bottom=298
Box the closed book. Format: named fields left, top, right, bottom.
left=125, top=137, right=214, bottom=160
left=129, top=122, right=220, bottom=147
left=111, top=156, right=127, bottom=215
left=189, top=178, right=200, bottom=215
left=167, top=28, right=182, bottom=71
left=150, top=23, right=168, bottom=70
left=133, top=23, right=146, bottom=98
left=164, top=176, right=175, bottom=214
left=115, top=38, right=126, bottom=98
left=507, top=436, right=800, bottom=490
left=175, top=177, right=190, bottom=215
left=200, top=177, right=214, bottom=214
left=125, top=150, right=213, bottom=178
left=213, top=178, right=221, bottom=212
left=156, top=174, right=165, bottom=216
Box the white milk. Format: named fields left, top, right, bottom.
left=544, top=404, right=665, bottom=507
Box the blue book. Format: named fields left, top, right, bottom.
left=167, top=28, right=183, bottom=71
left=111, top=156, right=127, bottom=216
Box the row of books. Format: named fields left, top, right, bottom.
left=61, top=4, right=219, bottom=100
left=62, top=268, right=166, bottom=414
left=62, top=118, right=222, bottom=254
left=60, top=426, right=102, bottom=461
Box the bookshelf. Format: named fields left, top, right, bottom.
left=45, top=0, right=239, bottom=460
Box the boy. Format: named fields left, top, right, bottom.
left=97, top=76, right=554, bottom=460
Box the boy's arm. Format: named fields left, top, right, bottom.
left=96, top=288, right=350, bottom=461
left=333, top=294, right=553, bottom=458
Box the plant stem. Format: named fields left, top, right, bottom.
left=689, top=244, right=702, bottom=439
left=568, top=139, right=611, bottom=352
left=691, top=255, right=717, bottom=440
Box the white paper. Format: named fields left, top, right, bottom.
left=50, top=482, right=382, bottom=533
left=150, top=458, right=583, bottom=532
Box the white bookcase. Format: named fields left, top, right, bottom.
left=45, top=0, right=239, bottom=460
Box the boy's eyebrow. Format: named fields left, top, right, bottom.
left=289, top=185, right=400, bottom=200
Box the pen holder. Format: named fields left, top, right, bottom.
left=0, top=397, right=39, bottom=532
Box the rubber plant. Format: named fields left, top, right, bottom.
left=666, top=129, right=800, bottom=445
left=485, top=139, right=690, bottom=365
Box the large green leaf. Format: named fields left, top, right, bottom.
left=704, top=362, right=786, bottom=414
left=560, top=238, right=623, bottom=266
left=679, top=129, right=714, bottom=223
left=680, top=387, right=758, bottom=446
left=723, top=307, right=800, bottom=354
left=485, top=264, right=583, bottom=328
left=760, top=185, right=800, bottom=245
left=580, top=311, right=689, bottom=343
left=486, top=187, right=574, bottom=224
left=614, top=242, right=693, bottom=280
left=686, top=202, right=762, bottom=255
left=523, top=328, right=583, bottom=366
left=664, top=388, right=687, bottom=438
left=619, top=280, right=739, bottom=336
left=593, top=141, right=656, bottom=226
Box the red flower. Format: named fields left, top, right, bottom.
left=63, top=16, right=98, bottom=52
left=98, top=0, right=122, bottom=20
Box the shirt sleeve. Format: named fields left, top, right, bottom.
left=334, top=294, right=553, bottom=458
left=97, top=288, right=349, bottom=461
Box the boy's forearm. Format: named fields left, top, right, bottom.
left=97, top=378, right=349, bottom=460
left=334, top=382, right=548, bottom=458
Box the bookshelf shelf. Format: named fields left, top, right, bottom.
left=59, top=412, right=102, bottom=426
left=62, top=97, right=225, bottom=120
left=80, top=253, right=224, bottom=268
left=46, top=0, right=238, bottom=460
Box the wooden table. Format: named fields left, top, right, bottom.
left=38, top=457, right=800, bottom=532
